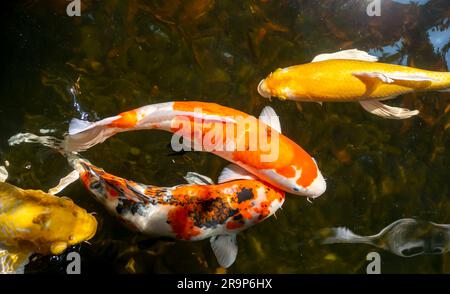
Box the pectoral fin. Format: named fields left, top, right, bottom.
left=183, top=172, right=215, bottom=185
left=259, top=106, right=282, bottom=133
left=50, top=241, right=68, bottom=255
left=210, top=234, right=238, bottom=268
left=312, top=49, right=378, bottom=63
left=359, top=100, right=419, bottom=119
left=353, top=72, right=436, bottom=90
left=0, top=166, right=8, bottom=182
left=0, top=245, right=31, bottom=274
left=218, top=164, right=256, bottom=184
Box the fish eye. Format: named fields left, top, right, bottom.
left=293, top=187, right=299, bottom=192
left=90, top=181, right=101, bottom=190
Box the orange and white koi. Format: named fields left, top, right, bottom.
left=67, top=155, right=284, bottom=268
left=258, top=49, right=450, bottom=119
left=63, top=103, right=326, bottom=198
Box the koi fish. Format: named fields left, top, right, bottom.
left=0, top=169, right=97, bottom=274
left=320, top=218, right=450, bottom=257
left=62, top=104, right=326, bottom=198
left=258, top=49, right=450, bottom=119
left=8, top=132, right=286, bottom=268
left=61, top=155, right=284, bottom=268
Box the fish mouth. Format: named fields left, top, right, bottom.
left=257, top=79, right=271, bottom=98
left=80, top=214, right=98, bottom=243
left=306, top=172, right=327, bottom=199
left=294, top=172, right=327, bottom=198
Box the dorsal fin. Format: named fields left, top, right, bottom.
left=312, top=49, right=378, bottom=63
left=353, top=72, right=437, bottom=85
left=218, top=164, right=255, bottom=184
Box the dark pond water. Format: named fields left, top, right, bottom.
left=1, top=0, right=449, bottom=273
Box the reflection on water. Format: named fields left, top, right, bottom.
left=427, top=17, right=450, bottom=68
left=369, top=38, right=407, bottom=64
left=0, top=0, right=449, bottom=273
left=320, top=218, right=450, bottom=257
left=427, top=19, right=450, bottom=53
left=392, top=0, right=431, bottom=6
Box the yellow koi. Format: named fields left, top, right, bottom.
left=0, top=175, right=97, bottom=273
left=258, top=49, right=450, bottom=119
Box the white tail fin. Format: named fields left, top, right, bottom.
left=68, top=115, right=121, bottom=135
left=69, top=118, right=96, bottom=135
left=8, top=133, right=63, bottom=151
left=63, top=116, right=121, bottom=152
left=321, top=227, right=370, bottom=244
left=0, top=245, right=31, bottom=274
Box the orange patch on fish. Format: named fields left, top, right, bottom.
left=295, top=162, right=317, bottom=188
left=253, top=200, right=271, bottom=220
left=167, top=207, right=200, bottom=240
left=109, top=110, right=138, bottom=129
left=226, top=221, right=245, bottom=230
left=173, top=101, right=248, bottom=118
left=275, top=165, right=296, bottom=178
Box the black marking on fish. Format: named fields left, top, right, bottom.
left=237, top=188, right=253, bottom=203
left=116, top=198, right=147, bottom=217
left=186, top=197, right=238, bottom=229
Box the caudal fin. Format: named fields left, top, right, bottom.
left=69, top=118, right=97, bottom=135
left=63, top=115, right=121, bottom=152
left=320, top=227, right=370, bottom=245
left=8, top=133, right=64, bottom=152
left=0, top=245, right=31, bottom=274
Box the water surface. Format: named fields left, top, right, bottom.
left=0, top=0, right=449, bottom=273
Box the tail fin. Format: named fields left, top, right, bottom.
left=68, top=118, right=97, bottom=135
left=63, top=115, right=121, bottom=152
left=8, top=133, right=64, bottom=152
left=0, top=245, right=31, bottom=274
left=7, top=132, right=86, bottom=194
left=321, top=227, right=370, bottom=245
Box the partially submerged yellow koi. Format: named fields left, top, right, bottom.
left=0, top=172, right=97, bottom=274
left=258, top=49, right=450, bottom=119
